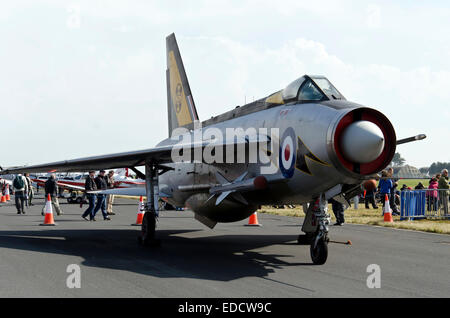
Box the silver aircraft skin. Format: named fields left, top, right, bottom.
left=156, top=102, right=391, bottom=224
left=1, top=33, right=422, bottom=264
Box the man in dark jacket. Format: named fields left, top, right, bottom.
left=92, top=170, right=111, bottom=221
left=42, top=174, right=62, bottom=216
left=329, top=198, right=345, bottom=226
left=82, top=171, right=97, bottom=221
left=365, top=188, right=378, bottom=209
left=438, top=169, right=449, bottom=215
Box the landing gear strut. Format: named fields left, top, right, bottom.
left=300, top=194, right=331, bottom=265
left=138, top=161, right=160, bottom=247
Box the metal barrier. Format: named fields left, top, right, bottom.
left=400, top=189, right=450, bottom=220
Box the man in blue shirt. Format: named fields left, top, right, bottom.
left=387, top=167, right=400, bottom=215
left=379, top=169, right=399, bottom=215
left=379, top=170, right=393, bottom=214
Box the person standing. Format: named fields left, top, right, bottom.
left=92, top=170, right=111, bottom=221
left=438, top=169, right=449, bottom=215
left=24, top=173, right=34, bottom=207
left=415, top=182, right=425, bottom=190
left=329, top=198, right=345, bottom=226
left=106, top=170, right=115, bottom=215
left=353, top=195, right=359, bottom=209
left=387, top=167, right=400, bottom=215
left=42, top=174, right=63, bottom=216
left=365, top=188, right=378, bottom=209
left=13, top=174, right=28, bottom=214
left=82, top=171, right=97, bottom=221
left=426, top=177, right=439, bottom=212
left=379, top=170, right=393, bottom=214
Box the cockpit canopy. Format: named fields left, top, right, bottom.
left=282, top=75, right=345, bottom=102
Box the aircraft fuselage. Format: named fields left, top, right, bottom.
left=157, top=99, right=396, bottom=223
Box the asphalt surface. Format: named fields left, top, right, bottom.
left=0, top=194, right=449, bottom=298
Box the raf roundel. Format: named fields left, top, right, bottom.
left=279, top=127, right=296, bottom=178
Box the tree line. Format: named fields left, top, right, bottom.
left=424, top=162, right=450, bottom=175
left=389, top=152, right=449, bottom=176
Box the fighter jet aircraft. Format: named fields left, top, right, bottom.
left=0, top=33, right=425, bottom=264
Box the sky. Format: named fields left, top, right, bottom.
left=1, top=0, right=449, bottom=169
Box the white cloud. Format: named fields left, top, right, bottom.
left=0, top=1, right=448, bottom=169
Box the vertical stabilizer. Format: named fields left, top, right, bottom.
left=166, top=33, right=199, bottom=136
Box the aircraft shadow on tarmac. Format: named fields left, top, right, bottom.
left=0, top=229, right=313, bottom=281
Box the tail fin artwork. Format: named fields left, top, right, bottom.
left=166, top=33, right=199, bottom=137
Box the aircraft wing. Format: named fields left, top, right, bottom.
left=0, top=135, right=270, bottom=175
left=88, top=187, right=172, bottom=198
left=0, top=145, right=176, bottom=175
left=56, top=182, right=86, bottom=192
left=88, top=187, right=147, bottom=197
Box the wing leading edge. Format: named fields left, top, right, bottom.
left=0, top=145, right=176, bottom=175
left=0, top=134, right=271, bottom=175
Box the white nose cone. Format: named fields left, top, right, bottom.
left=340, top=121, right=385, bottom=163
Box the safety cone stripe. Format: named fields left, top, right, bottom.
left=132, top=196, right=145, bottom=226
left=40, top=194, right=56, bottom=226
left=383, top=194, right=393, bottom=223
left=5, top=186, right=10, bottom=201
left=245, top=212, right=262, bottom=226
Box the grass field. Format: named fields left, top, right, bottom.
left=259, top=204, right=450, bottom=235
left=394, top=178, right=430, bottom=189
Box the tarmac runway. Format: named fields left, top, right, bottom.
left=0, top=195, right=448, bottom=298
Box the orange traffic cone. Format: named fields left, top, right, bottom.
left=40, top=194, right=56, bottom=226
left=131, top=196, right=145, bottom=226
left=0, top=194, right=6, bottom=203
left=5, top=185, right=10, bottom=201
left=383, top=194, right=393, bottom=223
left=245, top=212, right=261, bottom=226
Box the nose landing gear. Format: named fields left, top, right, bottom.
left=310, top=230, right=329, bottom=265
left=300, top=194, right=331, bottom=265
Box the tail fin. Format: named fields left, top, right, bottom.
left=166, top=33, right=199, bottom=137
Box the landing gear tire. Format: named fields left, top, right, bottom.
left=138, top=212, right=160, bottom=247
left=310, top=237, right=328, bottom=265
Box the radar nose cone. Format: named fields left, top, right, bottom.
left=340, top=121, right=385, bottom=164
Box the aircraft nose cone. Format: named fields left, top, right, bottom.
left=340, top=121, right=385, bottom=163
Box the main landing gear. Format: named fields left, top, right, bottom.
left=298, top=194, right=331, bottom=265
left=137, top=161, right=171, bottom=247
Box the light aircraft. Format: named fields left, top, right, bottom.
left=0, top=33, right=425, bottom=264
left=30, top=168, right=144, bottom=192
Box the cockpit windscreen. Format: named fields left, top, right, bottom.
left=298, top=80, right=324, bottom=101
left=311, top=77, right=343, bottom=100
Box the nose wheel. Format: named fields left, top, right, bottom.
left=310, top=233, right=329, bottom=265
left=300, top=194, right=331, bottom=265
